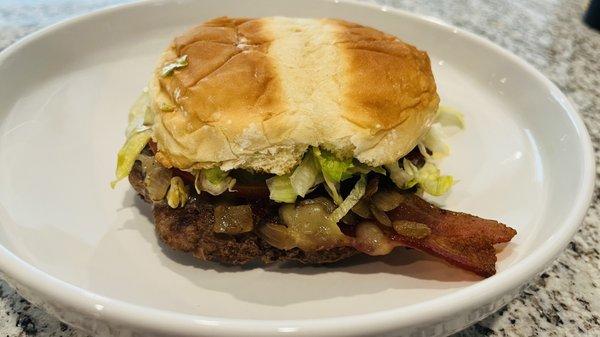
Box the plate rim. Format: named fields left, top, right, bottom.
left=0, top=0, right=595, bottom=335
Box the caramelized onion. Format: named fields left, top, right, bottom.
left=298, top=197, right=336, bottom=213
left=364, top=176, right=380, bottom=197
left=138, top=154, right=172, bottom=201
left=259, top=198, right=350, bottom=251
left=392, top=220, right=431, bottom=239
left=349, top=177, right=381, bottom=219
left=354, top=222, right=395, bottom=255
left=371, top=190, right=405, bottom=212
left=341, top=211, right=360, bottom=226
left=351, top=199, right=372, bottom=218
left=258, top=223, right=296, bottom=250
left=213, top=205, right=254, bottom=234
left=369, top=204, right=392, bottom=227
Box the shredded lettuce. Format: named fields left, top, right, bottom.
left=111, top=129, right=152, bottom=188
left=125, top=90, right=152, bottom=137
left=436, top=105, right=465, bottom=129
left=312, top=148, right=353, bottom=182
left=273, top=151, right=325, bottom=202
left=266, top=175, right=297, bottom=203
left=312, top=148, right=354, bottom=205
left=161, top=55, right=188, bottom=77
left=414, top=163, right=454, bottom=196
left=330, top=175, right=367, bottom=223
left=386, top=159, right=453, bottom=196
left=194, top=167, right=236, bottom=196
left=417, top=143, right=431, bottom=160
left=112, top=90, right=155, bottom=188
left=289, top=153, right=321, bottom=197
left=167, top=176, right=188, bottom=208
left=266, top=147, right=387, bottom=204
left=204, top=167, right=229, bottom=185
left=343, top=162, right=386, bottom=179
left=384, top=105, right=465, bottom=196
left=421, top=106, right=466, bottom=159
left=322, top=179, right=343, bottom=205
left=385, top=159, right=415, bottom=188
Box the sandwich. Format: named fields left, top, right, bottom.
left=112, top=17, right=516, bottom=277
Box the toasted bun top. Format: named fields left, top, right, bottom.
left=150, top=17, right=439, bottom=174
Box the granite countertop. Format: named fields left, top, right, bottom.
left=0, top=0, right=598, bottom=336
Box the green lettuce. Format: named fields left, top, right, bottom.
left=125, top=90, right=152, bottom=137
left=289, top=153, right=321, bottom=197
left=194, top=167, right=236, bottom=196
left=112, top=91, right=154, bottom=188
left=421, top=106, right=466, bottom=159
left=266, top=147, right=388, bottom=204
left=414, top=163, right=454, bottom=196
left=161, top=55, right=189, bottom=77
left=312, top=148, right=353, bottom=182
left=343, top=162, right=386, bottom=179
left=436, top=105, right=465, bottom=129
left=266, top=175, right=297, bottom=203
left=386, top=159, right=453, bottom=196
left=111, top=129, right=152, bottom=188
left=329, top=175, right=367, bottom=223
left=312, top=148, right=353, bottom=205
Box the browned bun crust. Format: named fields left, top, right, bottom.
left=150, top=17, right=439, bottom=174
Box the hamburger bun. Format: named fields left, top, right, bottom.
left=151, top=16, right=439, bottom=174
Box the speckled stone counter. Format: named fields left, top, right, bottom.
left=0, top=0, right=598, bottom=336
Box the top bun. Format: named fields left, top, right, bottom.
left=150, top=16, right=439, bottom=174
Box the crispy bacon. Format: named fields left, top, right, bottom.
left=387, top=194, right=516, bottom=277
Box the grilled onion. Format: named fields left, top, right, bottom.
left=351, top=199, right=372, bottom=218
left=392, top=220, right=431, bottom=239
left=369, top=203, right=392, bottom=227
left=138, top=154, right=172, bottom=201
left=354, top=222, right=395, bottom=255
left=213, top=205, right=254, bottom=234
left=259, top=198, right=350, bottom=251
left=371, top=189, right=405, bottom=212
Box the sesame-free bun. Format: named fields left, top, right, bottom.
left=150, top=17, right=439, bottom=174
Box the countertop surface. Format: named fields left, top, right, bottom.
left=0, top=0, right=599, bottom=336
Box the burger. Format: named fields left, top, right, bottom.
left=112, top=17, right=516, bottom=277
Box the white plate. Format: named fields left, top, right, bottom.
left=0, top=0, right=594, bottom=336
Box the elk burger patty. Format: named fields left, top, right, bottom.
left=129, top=161, right=358, bottom=265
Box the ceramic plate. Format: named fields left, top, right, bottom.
left=0, top=0, right=594, bottom=336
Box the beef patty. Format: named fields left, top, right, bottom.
left=129, top=161, right=358, bottom=265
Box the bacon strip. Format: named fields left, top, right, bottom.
left=387, top=194, right=516, bottom=277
